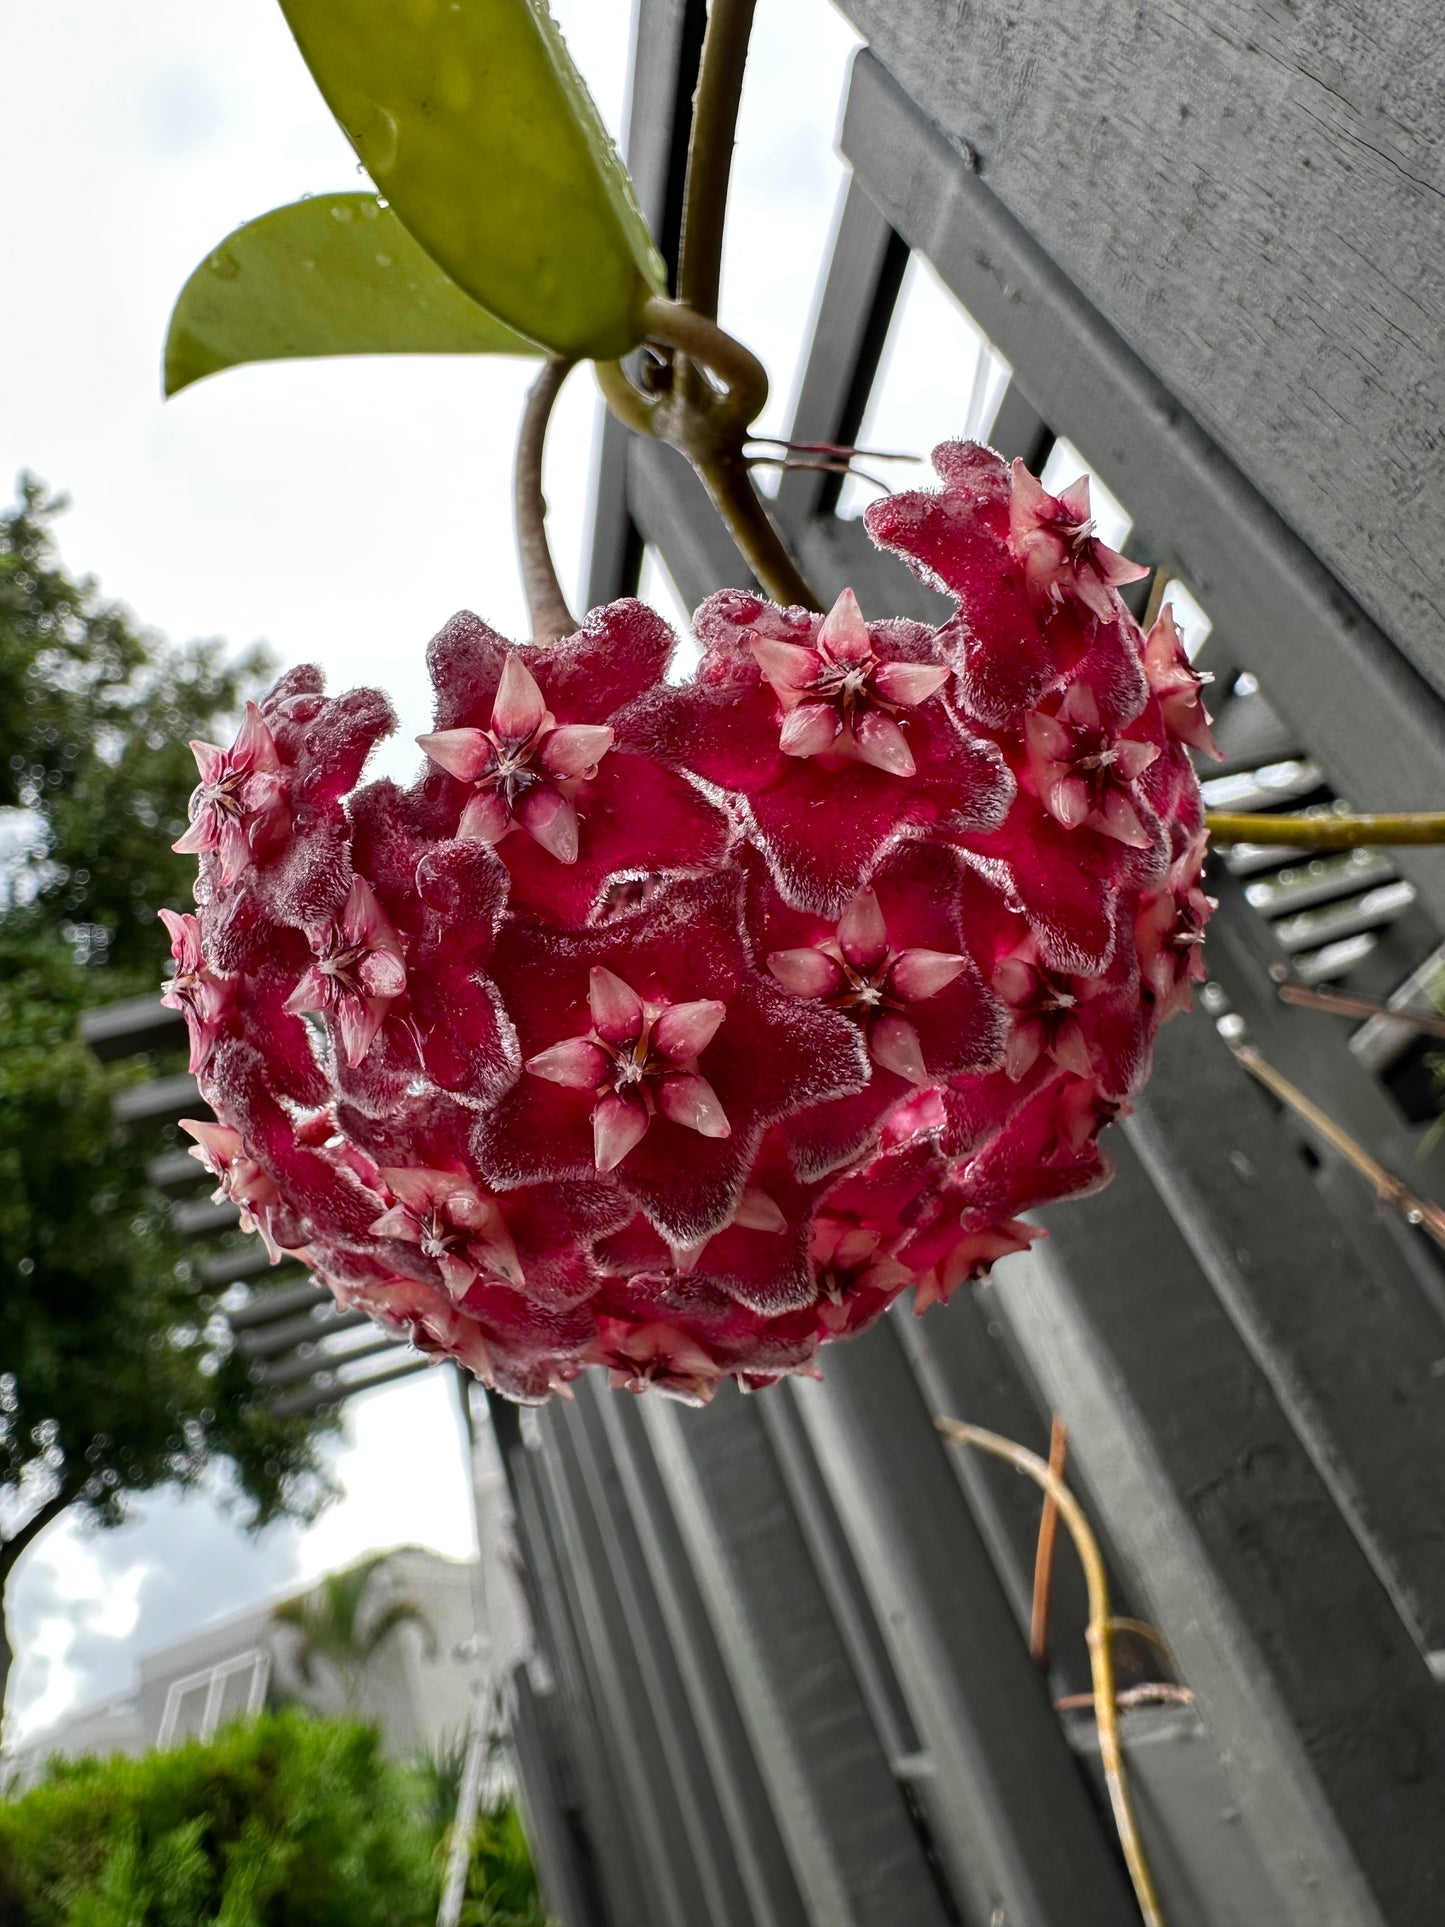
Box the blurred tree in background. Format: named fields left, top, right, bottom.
left=0, top=478, right=340, bottom=1727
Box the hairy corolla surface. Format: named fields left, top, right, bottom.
left=163, top=443, right=1216, bottom=1404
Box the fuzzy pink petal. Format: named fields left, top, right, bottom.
left=816, top=587, right=872, bottom=664
left=593, top=1094, right=649, bottom=1173
left=1099, top=788, right=1151, bottom=848
left=491, top=652, right=549, bottom=741
left=515, top=786, right=579, bottom=863
left=657, top=1073, right=731, bottom=1139
left=370, top=1202, right=422, bottom=1242
left=652, top=999, right=728, bottom=1063
left=1114, top=739, right=1162, bottom=781
left=868, top=1014, right=930, bottom=1084
left=539, top=723, right=614, bottom=780
left=889, top=948, right=969, bottom=1001
left=337, top=995, right=388, bottom=1068
left=1047, top=775, right=1093, bottom=830
left=458, top=788, right=513, bottom=845
left=589, top=967, right=645, bottom=1045
left=751, top=637, right=822, bottom=701
left=837, top=889, right=890, bottom=971
left=233, top=701, right=281, bottom=773
left=1098, top=546, right=1150, bottom=588
left=778, top=702, right=840, bottom=759
left=358, top=950, right=407, bottom=999
left=872, top=660, right=948, bottom=707
left=733, top=1188, right=788, bottom=1233
left=188, top=738, right=226, bottom=782
left=526, top=1036, right=609, bottom=1089
left=284, top=965, right=330, bottom=1017
left=417, top=728, right=494, bottom=784
left=852, top=711, right=916, bottom=777
left=171, top=816, right=214, bottom=857
left=767, top=949, right=846, bottom=999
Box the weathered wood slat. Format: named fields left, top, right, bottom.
left=836, top=1, right=1445, bottom=695
left=989, top=1136, right=1445, bottom=1926
left=838, top=52, right=1445, bottom=929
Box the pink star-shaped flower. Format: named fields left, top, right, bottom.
left=285, top=877, right=407, bottom=1068
left=768, top=884, right=972, bottom=1086
left=475, top=872, right=869, bottom=1246
left=369, top=1166, right=522, bottom=1299
left=418, top=650, right=614, bottom=863
left=173, top=701, right=288, bottom=882
left=1136, top=835, right=1215, bottom=1021
left=179, top=1118, right=290, bottom=1263
left=990, top=938, right=1147, bottom=1099
left=1142, top=607, right=1221, bottom=759
left=159, top=909, right=231, bottom=1074
left=590, top=1316, right=725, bottom=1405
left=624, top=590, right=1012, bottom=914
left=1008, top=461, right=1149, bottom=621
left=1024, top=681, right=1162, bottom=848
left=751, top=587, right=950, bottom=775
left=525, top=965, right=731, bottom=1175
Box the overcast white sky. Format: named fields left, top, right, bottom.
left=0, top=0, right=895, bottom=1746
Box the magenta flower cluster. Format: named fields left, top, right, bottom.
left=161, top=443, right=1216, bottom=1405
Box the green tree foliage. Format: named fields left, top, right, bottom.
left=0, top=1713, right=548, bottom=1926
left=0, top=478, right=339, bottom=1722
left=0, top=1712, right=438, bottom=1926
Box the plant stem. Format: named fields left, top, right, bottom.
left=514, top=358, right=579, bottom=643
left=1206, top=810, right=1445, bottom=849
left=678, top=0, right=758, bottom=319
left=695, top=451, right=821, bottom=608
left=1029, top=1414, right=1068, bottom=1668
left=1228, top=1040, right=1445, bottom=1252
left=1275, top=979, right=1445, bottom=1041
left=936, top=1416, right=1166, bottom=1927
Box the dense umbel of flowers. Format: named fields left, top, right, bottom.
left=162, top=443, right=1216, bottom=1404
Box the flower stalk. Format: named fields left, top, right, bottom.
left=936, top=1416, right=1167, bottom=1927
left=1228, top=1039, right=1445, bottom=1251
left=590, top=4, right=821, bottom=609
left=514, top=358, right=579, bottom=643
left=1206, top=810, right=1445, bottom=849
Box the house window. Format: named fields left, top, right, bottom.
left=156, top=1648, right=270, bottom=1747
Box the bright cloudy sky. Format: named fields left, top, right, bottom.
left=0, top=0, right=938, bottom=1748
left=1, top=0, right=1132, bottom=1748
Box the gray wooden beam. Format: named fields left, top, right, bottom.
left=592, top=1387, right=809, bottom=1927
left=839, top=51, right=1445, bottom=928
left=774, top=172, right=909, bottom=529
left=986, top=1134, right=1445, bottom=1927
left=791, top=1321, right=1139, bottom=1926
left=642, top=1388, right=957, bottom=1926
left=565, top=1382, right=763, bottom=1927
left=1125, top=1003, right=1445, bottom=1665
left=540, top=1399, right=728, bottom=1927
left=585, top=0, right=707, bottom=608
left=834, top=2, right=1445, bottom=696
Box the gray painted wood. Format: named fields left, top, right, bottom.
left=987, top=1138, right=1445, bottom=1926
left=791, top=1322, right=1141, bottom=1925
left=839, top=53, right=1445, bottom=929
left=835, top=0, right=1445, bottom=695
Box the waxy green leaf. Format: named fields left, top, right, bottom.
left=165, top=194, right=540, bottom=397
left=274, top=0, right=666, bottom=361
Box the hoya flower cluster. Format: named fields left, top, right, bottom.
left=162, top=443, right=1215, bottom=1405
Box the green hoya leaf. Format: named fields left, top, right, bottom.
left=274, top=0, right=666, bottom=363
left=164, top=193, right=540, bottom=396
